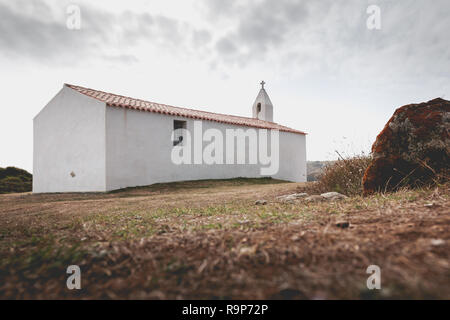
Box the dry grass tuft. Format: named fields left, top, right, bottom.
left=307, top=154, right=372, bottom=196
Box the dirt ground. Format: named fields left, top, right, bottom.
left=0, top=178, right=448, bottom=299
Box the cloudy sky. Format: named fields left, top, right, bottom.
left=1, top=0, right=449, bottom=172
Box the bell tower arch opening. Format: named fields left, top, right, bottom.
left=252, top=80, right=274, bottom=122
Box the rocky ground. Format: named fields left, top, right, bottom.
left=0, top=178, right=448, bottom=299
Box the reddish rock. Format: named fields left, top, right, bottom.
left=363, top=98, right=449, bottom=195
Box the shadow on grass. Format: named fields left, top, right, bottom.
left=4, top=177, right=290, bottom=203
left=108, top=177, right=288, bottom=194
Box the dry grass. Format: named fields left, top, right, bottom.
left=0, top=178, right=449, bottom=299
left=310, top=154, right=372, bottom=196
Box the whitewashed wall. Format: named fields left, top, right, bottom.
left=105, top=106, right=306, bottom=191
left=33, top=87, right=106, bottom=193
left=33, top=87, right=306, bottom=193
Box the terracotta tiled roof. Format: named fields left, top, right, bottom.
left=65, top=84, right=306, bottom=135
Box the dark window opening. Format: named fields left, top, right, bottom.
left=257, top=103, right=261, bottom=114
left=173, top=120, right=187, bottom=146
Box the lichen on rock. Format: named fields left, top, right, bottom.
left=363, top=98, right=449, bottom=195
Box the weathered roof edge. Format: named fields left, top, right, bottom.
left=64, top=83, right=306, bottom=135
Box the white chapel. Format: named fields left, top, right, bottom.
left=33, top=82, right=306, bottom=193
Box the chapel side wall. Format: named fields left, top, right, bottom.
left=105, top=107, right=306, bottom=191
left=33, top=86, right=106, bottom=193
left=275, top=131, right=307, bottom=182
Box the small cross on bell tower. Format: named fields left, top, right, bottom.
left=260, top=80, right=265, bottom=89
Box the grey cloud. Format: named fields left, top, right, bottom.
left=0, top=0, right=119, bottom=63
left=205, top=0, right=450, bottom=82
left=210, top=0, right=311, bottom=66
left=192, top=29, right=212, bottom=47
left=0, top=0, right=208, bottom=65
left=152, top=15, right=183, bottom=45
left=1, top=0, right=448, bottom=84
left=235, top=0, right=308, bottom=50
left=216, top=38, right=237, bottom=55
left=203, top=0, right=241, bottom=19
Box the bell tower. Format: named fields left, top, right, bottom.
left=252, top=81, right=273, bottom=122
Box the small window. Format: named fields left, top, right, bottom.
left=173, top=120, right=187, bottom=146
left=257, top=103, right=261, bottom=114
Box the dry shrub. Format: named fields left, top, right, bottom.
left=314, top=154, right=372, bottom=196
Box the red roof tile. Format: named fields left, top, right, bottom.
left=65, top=84, right=306, bottom=135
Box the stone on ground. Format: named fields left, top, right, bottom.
left=304, top=195, right=325, bottom=203
left=277, top=193, right=308, bottom=202
left=320, top=192, right=348, bottom=200
left=363, top=98, right=449, bottom=195
left=255, top=199, right=267, bottom=205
